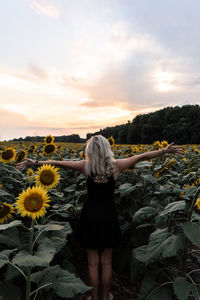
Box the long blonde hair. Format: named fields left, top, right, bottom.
left=84, top=135, right=116, bottom=180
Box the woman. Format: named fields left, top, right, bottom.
left=16, top=135, right=184, bottom=300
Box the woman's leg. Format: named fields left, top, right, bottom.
left=100, top=248, right=114, bottom=300
left=85, top=248, right=100, bottom=300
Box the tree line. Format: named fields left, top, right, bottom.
left=12, top=134, right=85, bottom=143
left=10, top=104, right=200, bottom=144
left=86, top=104, right=200, bottom=144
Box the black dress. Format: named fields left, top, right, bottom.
left=74, top=173, right=122, bottom=253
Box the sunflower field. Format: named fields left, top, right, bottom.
left=0, top=135, right=200, bottom=300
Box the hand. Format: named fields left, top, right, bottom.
left=164, top=142, right=185, bottom=155
left=16, top=158, right=36, bottom=171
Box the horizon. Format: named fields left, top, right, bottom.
left=3, top=103, right=199, bottom=142
left=0, top=1, right=200, bottom=141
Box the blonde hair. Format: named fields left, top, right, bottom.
left=84, top=135, right=116, bottom=180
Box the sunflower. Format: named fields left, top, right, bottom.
left=194, top=198, right=200, bottom=210
left=0, top=203, right=15, bottom=224
left=15, top=150, right=27, bottom=163
left=0, top=147, right=16, bottom=163
left=35, top=164, right=60, bottom=190
left=153, top=141, right=161, bottom=150
left=26, top=168, right=35, bottom=181
left=15, top=185, right=51, bottom=220
left=161, top=140, right=168, bottom=148
left=28, top=145, right=37, bottom=154
left=42, top=143, right=57, bottom=156
left=44, top=135, right=55, bottom=144
left=107, top=136, right=115, bottom=146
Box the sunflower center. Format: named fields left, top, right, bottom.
left=0, top=204, right=10, bottom=218
left=45, top=144, right=55, bottom=153
left=2, top=150, right=14, bottom=160
left=17, top=151, right=26, bottom=162
left=24, top=194, right=43, bottom=212
left=46, top=137, right=52, bottom=143
left=40, top=171, right=54, bottom=185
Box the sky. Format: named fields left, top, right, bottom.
left=0, top=0, right=200, bottom=141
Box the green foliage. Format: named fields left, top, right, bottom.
left=0, top=248, right=17, bottom=268
left=173, top=277, right=191, bottom=300
left=12, top=238, right=56, bottom=267
left=30, top=265, right=92, bottom=298
left=159, top=201, right=186, bottom=216
left=0, top=227, right=21, bottom=247
left=0, top=220, right=22, bottom=231
left=134, top=228, right=186, bottom=265
left=181, top=221, right=200, bottom=248
left=132, top=207, right=158, bottom=223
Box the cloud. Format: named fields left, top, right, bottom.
left=29, top=0, right=60, bottom=18
left=27, top=63, right=49, bottom=80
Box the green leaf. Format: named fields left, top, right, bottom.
left=0, top=227, right=20, bottom=247
left=0, top=249, right=17, bottom=268
left=191, top=211, right=200, bottom=222
left=160, top=201, right=186, bottom=216
left=36, top=221, right=72, bottom=253
left=35, top=223, right=64, bottom=231
left=135, top=161, right=152, bottom=168
left=119, top=183, right=137, bottom=197
left=173, top=277, right=191, bottom=300
left=31, top=265, right=60, bottom=286
left=132, top=207, right=157, bottom=223
left=0, top=189, right=11, bottom=197
left=0, top=220, right=22, bottom=231
left=146, top=286, right=172, bottom=300
left=31, top=265, right=93, bottom=297
left=181, top=221, right=200, bottom=248
left=143, top=228, right=185, bottom=264
left=12, top=238, right=56, bottom=267
left=137, top=273, right=157, bottom=300
left=0, top=189, right=15, bottom=201
left=0, top=283, right=22, bottom=300
left=5, top=263, right=25, bottom=281
left=52, top=269, right=93, bottom=298
left=63, top=184, right=77, bottom=193
left=119, top=183, right=132, bottom=190
left=141, top=174, right=157, bottom=184
left=132, top=245, right=148, bottom=263
left=190, top=283, right=200, bottom=300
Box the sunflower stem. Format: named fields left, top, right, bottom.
left=7, top=261, right=27, bottom=281
left=26, top=218, right=35, bottom=300
left=32, top=228, right=46, bottom=248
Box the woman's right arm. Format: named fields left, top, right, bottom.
left=16, top=158, right=86, bottom=173
left=116, top=142, right=184, bottom=173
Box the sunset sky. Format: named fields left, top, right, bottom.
left=0, top=0, right=200, bottom=141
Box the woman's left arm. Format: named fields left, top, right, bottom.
left=138, top=142, right=185, bottom=161
left=116, top=142, right=185, bottom=172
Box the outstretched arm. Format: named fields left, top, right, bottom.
left=16, top=158, right=86, bottom=173
left=116, top=142, right=185, bottom=173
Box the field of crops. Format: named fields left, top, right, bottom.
left=0, top=135, right=200, bottom=300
